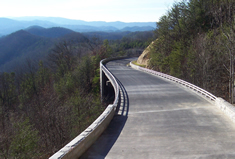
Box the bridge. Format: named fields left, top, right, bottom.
left=50, top=57, right=235, bottom=158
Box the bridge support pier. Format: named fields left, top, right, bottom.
left=100, top=64, right=115, bottom=102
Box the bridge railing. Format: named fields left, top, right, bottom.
left=49, top=58, right=120, bottom=159
left=130, top=62, right=217, bottom=101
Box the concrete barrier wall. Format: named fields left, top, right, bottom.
left=215, top=98, right=235, bottom=123
left=50, top=105, right=115, bottom=159
left=50, top=57, right=123, bottom=159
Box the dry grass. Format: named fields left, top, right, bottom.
left=132, top=61, right=146, bottom=67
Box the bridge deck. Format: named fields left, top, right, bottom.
left=81, top=58, right=235, bottom=159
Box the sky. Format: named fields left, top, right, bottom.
left=0, top=0, right=179, bottom=22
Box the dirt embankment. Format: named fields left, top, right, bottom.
left=137, top=39, right=157, bottom=67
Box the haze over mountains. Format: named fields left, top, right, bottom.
left=0, top=17, right=156, bottom=36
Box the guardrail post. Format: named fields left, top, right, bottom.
left=100, top=65, right=115, bottom=102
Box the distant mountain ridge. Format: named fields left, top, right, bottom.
left=11, top=17, right=156, bottom=29
left=25, top=26, right=75, bottom=38
left=121, top=26, right=155, bottom=32
left=0, top=17, right=156, bottom=36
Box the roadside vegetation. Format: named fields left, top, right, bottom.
left=132, top=61, right=146, bottom=67
left=148, top=0, right=235, bottom=103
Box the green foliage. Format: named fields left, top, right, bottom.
left=19, top=74, right=36, bottom=105
left=92, top=68, right=100, bottom=94
left=0, top=72, right=16, bottom=117
left=36, top=60, right=50, bottom=88
left=9, top=118, right=39, bottom=159
left=132, top=61, right=146, bottom=67
left=69, top=93, right=103, bottom=137
left=169, top=41, right=183, bottom=77
left=76, top=56, right=94, bottom=92
left=103, top=39, right=113, bottom=57
left=54, top=72, right=74, bottom=98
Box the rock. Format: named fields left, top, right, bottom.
left=137, top=39, right=157, bottom=67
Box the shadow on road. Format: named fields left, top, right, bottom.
left=80, top=79, right=129, bottom=159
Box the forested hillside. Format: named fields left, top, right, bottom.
left=0, top=30, right=54, bottom=72
left=0, top=29, right=153, bottom=158
left=146, top=0, right=235, bottom=103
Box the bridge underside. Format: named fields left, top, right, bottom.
left=82, top=58, right=235, bottom=159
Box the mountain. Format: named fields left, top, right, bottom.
left=82, top=31, right=131, bottom=40
left=0, top=17, right=156, bottom=36
left=11, top=17, right=156, bottom=29
left=25, top=26, right=75, bottom=38
left=0, top=30, right=52, bottom=71
left=61, top=25, right=119, bottom=32
left=0, top=18, right=58, bottom=35
left=11, top=16, right=87, bottom=25
left=121, top=26, right=155, bottom=32
left=0, top=29, right=90, bottom=72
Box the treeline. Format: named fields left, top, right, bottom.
left=109, top=31, right=154, bottom=57
left=149, top=0, right=235, bottom=102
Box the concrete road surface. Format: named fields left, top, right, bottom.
left=81, top=58, right=235, bottom=159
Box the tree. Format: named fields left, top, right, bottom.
left=9, top=118, right=39, bottom=159
left=48, top=41, right=76, bottom=77
left=210, top=0, right=235, bottom=103
left=0, top=72, right=16, bottom=133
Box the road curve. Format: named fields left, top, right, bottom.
left=81, top=58, right=235, bottom=159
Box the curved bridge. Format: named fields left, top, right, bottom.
left=51, top=58, right=235, bottom=158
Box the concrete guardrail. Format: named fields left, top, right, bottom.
left=215, top=98, right=235, bottom=123
left=49, top=58, right=121, bottom=159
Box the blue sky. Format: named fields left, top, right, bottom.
left=0, top=0, right=179, bottom=22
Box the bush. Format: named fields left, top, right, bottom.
left=9, top=118, right=40, bottom=159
